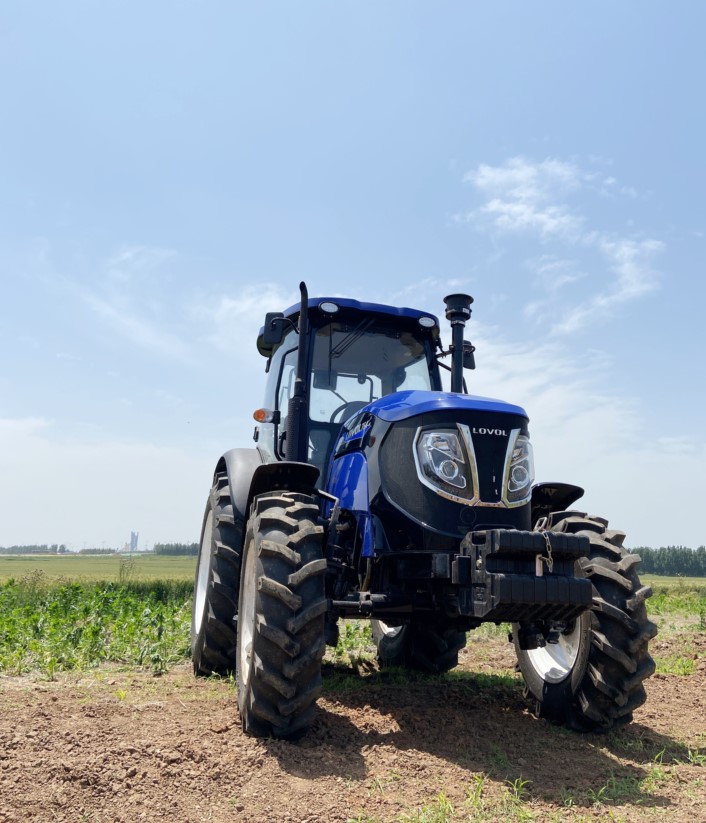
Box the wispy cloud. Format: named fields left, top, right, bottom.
left=105, top=245, right=177, bottom=283
left=201, top=283, right=297, bottom=358
left=69, top=244, right=195, bottom=362
left=460, top=156, right=664, bottom=333
left=82, top=291, right=194, bottom=362
left=552, top=237, right=664, bottom=334
left=461, top=157, right=583, bottom=239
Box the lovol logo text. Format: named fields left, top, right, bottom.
left=472, top=427, right=507, bottom=436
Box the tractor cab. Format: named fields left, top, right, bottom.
left=255, top=294, right=443, bottom=478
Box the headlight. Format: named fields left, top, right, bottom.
left=415, top=430, right=470, bottom=495
left=505, top=433, right=534, bottom=505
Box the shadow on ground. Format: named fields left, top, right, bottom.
left=263, top=665, right=691, bottom=812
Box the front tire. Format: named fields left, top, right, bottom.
left=514, top=511, right=657, bottom=731
left=237, top=492, right=327, bottom=738
left=191, top=474, right=242, bottom=676
left=372, top=619, right=467, bottom=674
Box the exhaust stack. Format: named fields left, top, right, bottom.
left=443, top=293, right=474, bottom=394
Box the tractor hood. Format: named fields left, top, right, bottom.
left=362, top=390, right=528, bottom=423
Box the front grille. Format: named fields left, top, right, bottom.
left=378, top=410, right=531, bottom=538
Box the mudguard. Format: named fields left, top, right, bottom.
left=215, top=448, right=264, bottom=531
left=216, top=450, right=321, bottom=531
left=530, top=482, right=585, bottom=527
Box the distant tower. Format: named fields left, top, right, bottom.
left=130, top=531, right=139, bottom=551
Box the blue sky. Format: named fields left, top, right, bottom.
left=1, top=2, right=704, bottom=549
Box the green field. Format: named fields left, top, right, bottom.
left=0, top=553, right=196, bottom=583
left=0, top=558, right=703, bottom=678
left=643, top=573, right=706, bottom=595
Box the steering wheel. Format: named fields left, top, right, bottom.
left=329, top=400, right=369, bottom=424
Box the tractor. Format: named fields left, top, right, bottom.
left=191, top=283, right=656, bottom=737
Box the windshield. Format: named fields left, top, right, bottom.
left=308, top=320, right=433, bottom=423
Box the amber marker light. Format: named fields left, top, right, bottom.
left=253, top=408, right=276, bottom=423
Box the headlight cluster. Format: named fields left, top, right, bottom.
left=416, top=430, right=469, bottom=493
left=414, top=425, right=533, bottom=507
left=505, top=433, right=534, bottom=504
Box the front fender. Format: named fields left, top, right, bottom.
left=215, top=448, right=264, bottom=529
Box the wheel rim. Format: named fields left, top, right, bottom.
left=376, top=620, right=403, bottom=639
left=194, top=510, right=213, bottom=634
left=238, top=536, right=257, bottom=690
left=525, top=620, right=582, bottom=684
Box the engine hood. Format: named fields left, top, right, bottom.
left=362, top=390, right=528, bottom=423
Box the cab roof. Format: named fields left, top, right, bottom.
left=257, top=296, right=440, bottom=357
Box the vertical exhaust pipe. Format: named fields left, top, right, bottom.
left=443, top=293, right=474, bottom=394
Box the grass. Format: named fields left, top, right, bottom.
left=398, top=792, right=454, bottom=823
left=2, top=559, right=704, bottom=684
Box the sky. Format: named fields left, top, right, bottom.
left=1, top=2, right=704, bottom=550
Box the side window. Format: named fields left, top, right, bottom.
left=275, top=348, right=298, bottom=457
left=309, top=374, right=380, bottom=422
left=277, top=348, right=298, bottom=413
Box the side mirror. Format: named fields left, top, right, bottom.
left=462, top=340, right=476, bottom=370
left=263, top=313, right=285, bottom=347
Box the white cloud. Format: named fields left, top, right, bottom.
left=551, top=237, right=664, bottom=334
left=461, top=156, right=664, bottom=333
left=462, top=157, right=583, bottom=239
left=201, top=282, right=297, bottom=358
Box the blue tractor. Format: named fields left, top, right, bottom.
left=191, top=284, right=656, bottom=737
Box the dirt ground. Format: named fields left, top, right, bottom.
left=1, top=631, right=705, bottom=823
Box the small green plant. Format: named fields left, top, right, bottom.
left=333, top=620, right=375, bottom=665
left=559, top=787, right=575, bottom=808
left=398, top=792, right=453, bottom=823
left=656, top=655, right=696, bottom=676
left=506, top=776, right=530, bottom=804
left=466, top=773, right=486, bottom=809
left=587, top=784, right=607, bottom=806
left=687, top=748, right=706, bottom=767
left=500, top=776, right=534, bottom=821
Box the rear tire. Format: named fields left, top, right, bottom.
left=514, top=511, right=657, bottom=731
left=237, top=492, right=327, bottom=738
left=191, top=474, right=242, bottom=676
left=372, top=619, right=466, bottom=674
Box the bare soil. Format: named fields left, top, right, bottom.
left=1, top=632, right=705, bottom=823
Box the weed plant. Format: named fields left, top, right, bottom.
left=0, top=571, right=191, bottom=677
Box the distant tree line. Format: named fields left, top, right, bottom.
left=631, top=545, right=706, bottom=576
left=78, top=548, right=117, bottom=555
left=0, top=544, right=67, bottom=555
left=153, top=543, right=199, bottom=556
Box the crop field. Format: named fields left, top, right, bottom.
left=0, top=563, right=704, bottom=822
left=0, top=553, right=197, bottom=583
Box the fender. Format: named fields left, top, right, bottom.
left=247, top=460, right=320, bottom=518
left=215, top=450, right=321, bottom=531
left=530, top=482, right=585, bottom=527
left=214, top=448, right=265, bottom=541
